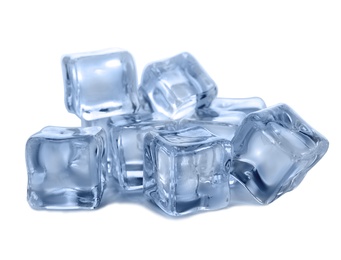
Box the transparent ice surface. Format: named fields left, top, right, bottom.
left=179, top=111, right=246, bottom=140
left=196, top=97, right=266, bottom=118
left=144, top=126, right=231, bottom=216
left=231, top=104, right=329, bottom=204
left=84, top=113, right=174, bottom=191
left=62, top=49, right=139, bottom=120
left=82, top=117, right=113, bottom=176
left=139, top=52, right=217, bottom=119
left=26, top=126, right=107, bottom=209
left=181, top=97, right=265, bottom=140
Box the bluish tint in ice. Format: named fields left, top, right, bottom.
left=26, top=126, right=107, bottom=209
left=62, top=49, right=139, bottom=120
left=231, top=104, right=329, bottom=204
left=139, top=52, right=217, bottom=119
left=144, top=126, right=231, bottom=216
left=84, top=113, right=173, bottom=191
left=196, top=97, right=266, bottom=118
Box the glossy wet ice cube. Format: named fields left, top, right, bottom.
left=26, top=126, right=107, bottom=209
left=231, top=104, right=329, bottom=204
left=139, top=52, right=217, bottom=119
left=62, top=49, right=139, bottom=120
left=196, top=97, right=266, bottom=118
left=144, top=127, right=231, bottom=216
left=84, top=113, right=174, bottom=191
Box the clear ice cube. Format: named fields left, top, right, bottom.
left=144, top=126, right=231, bottom=216
left=84, top=113, right=174, bottom=191
left=139, top=52, right=217, bottom=119
left=62, top=49, right=139, bottom=120
left=231, top=104, right=329, bottom=204
left=26, top=126, right=107, bottom=209
left=196, top=97, right=266, bottom=118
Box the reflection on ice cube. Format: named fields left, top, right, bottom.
left=139, top=52, right=217, bottom=119
left=231, top=104, right=329, bottom=204
left=84, top=113, right=173, bottom=191
left=180, top=111, right=246, bottom=140
left=144, top=126, right=231, bottom=216
left=26, top=126, right=107, bottom=209
left=196, top=97, right=266, bottom=118
left=62, top=49, right=139, bottom=120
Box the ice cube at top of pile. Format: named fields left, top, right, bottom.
left=62, top=49, right=139, bottom=120
left=139, top=52, right=217, bottom=119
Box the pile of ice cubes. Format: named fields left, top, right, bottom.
left=25, top=49, right=329, bottom=216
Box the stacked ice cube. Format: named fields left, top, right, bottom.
left=25, top=49, right=329, bottom=216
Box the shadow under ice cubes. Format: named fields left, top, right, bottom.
left=26, top=127, right=107, bottom=209
left=143, top=127, right=231, bottom=216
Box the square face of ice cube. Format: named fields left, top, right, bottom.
left=143, top=127, right=231, bottom=216
left=62, top=49, right=139, bottom=120
left=231, top=104, right=329, bottom=204
left=196, top=97, right=266, bottom=118
left=26, top=126, right=107, bottom=210
left=139, top=52, right=217, bottom=119
left=108, top=113, right=174, bottom=191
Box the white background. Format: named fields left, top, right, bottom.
left=0, top=1, right=340, bottom=259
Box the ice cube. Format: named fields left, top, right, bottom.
left=231, top=104, right=329, bottom=204
left=26, top=126, right=107, bottom=209
left=62, top=48, right=139, bottom=120
left=84, top=113, right=174, bottom=191
left=196, top=97, right=266, bottom=118
left=144, top=126, right=231, bottom=216
left=139, top=52, right=217, bottom=119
